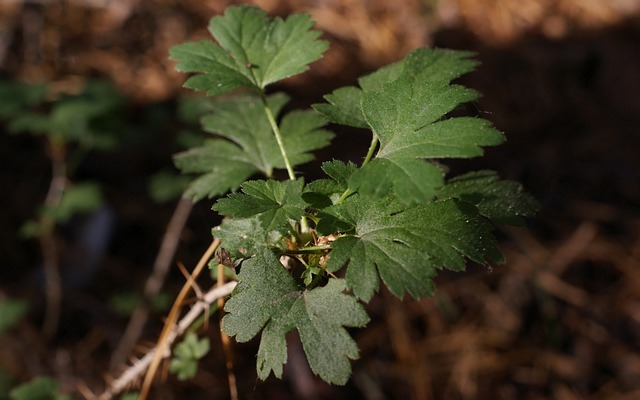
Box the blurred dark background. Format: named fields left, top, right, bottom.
left=1, top=0, right=640, bottom=399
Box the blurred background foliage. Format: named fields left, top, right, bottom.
left=1, top=0, right=640, bottom=399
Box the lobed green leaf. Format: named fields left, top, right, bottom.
left=279, top=110, right=334, bottom=168
left=313, top=60, right=404, bottom=128
left=352, top=49, right=503, bottom=203
left=303, top=160, right=358, bottom=209
left=325, top=195, right=503, bottom=301
left=170, top=6, right=328, bottom=95
left=173, top=139, right=257, bottom=201
left=174, top=93, right=331, bottom=200
left=213, top=179, right=306, bottom=231
left=213, top=215, right=282, bottom=259
left=169, top=332, right=211, bottom=381
left=348, top=158, right=444, bottom=203
left=5, top=80, right=125, bottom=149
left=222, top=250, right=369, bottom=384
left=200, top=93, right=289, bottom=176
left=312, top=87, right=368, bottom=129
left=316, top=48, right=504, bottom=205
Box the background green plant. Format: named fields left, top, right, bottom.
left=0, top=80, right=126, bottom=239
left=168, top=332, right=211, bottom=381
left=7, top=377, right=70, bottom=400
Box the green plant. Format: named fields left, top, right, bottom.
left=1, top=80, right=126, bottom=233
left=168, top=332, right=211, bottom=380
left=0, top=80, right=126, bottom=338
left=0, top=369, right=15, bottom=400
left=8, top=376, right=70, bottom=400
left=0, top=299, right=29, bottom=334
left=168, top=4, right=537, bottom=387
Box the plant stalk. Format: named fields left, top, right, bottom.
left=259, top=91, right=296, bottom=181
left=286, top=245, right=331, bottom=254
left=362, top=134, right=379, bottom=166
left=257, top=90, right=312, bottom=232
left=41, top=138, right=67, bottom=338
left=337, top=135, right=379, bottom=204
left=139, top=238, right=221, bottom=400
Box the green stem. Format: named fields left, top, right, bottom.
left=336, top=188, right=353, bottom=204
left=336, top=135, right=379, bottom=204
left=300, top=218, right=310, bottom=240
left=259, top=91, right=296, bottom=181
left=285, top=245, right=331, bottom=255
left=362, top=134, right=379, bottom=167
left=257, top=89, right=311, bottom=233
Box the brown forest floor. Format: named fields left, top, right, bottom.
left=1, top=0, right=640, bottom=399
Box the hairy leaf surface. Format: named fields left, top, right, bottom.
left=313, top=60, right=404, bottom=128
left=352, top=48, right=503, bottom=203
left=312, top=87, right=368, bottom=129
left=317, top=48, right=504, bottom=204
left=303, top=160, right=357, bottom=206
left=348, top=158, right=445, bottom=203
left=222, top=250, right=369, bottom=384
left=213, top=215, right=281, bottom=259
left=303, top=160, right=359, bottom=232
left=325, top=195, right=503, bottom=301
left=170, top=6, right=327, bottom=95
left=213, top=179, right=306, bottom=231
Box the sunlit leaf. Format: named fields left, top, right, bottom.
left=170, top=5, right=328, bottom=95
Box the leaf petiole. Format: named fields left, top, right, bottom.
left=259, top=91, right=296, bottom=181
left=284, top=244, right=331, bottom=255
left=362, top=134, right=379, bottom=167
left=336, top=135, right=379, bottom=204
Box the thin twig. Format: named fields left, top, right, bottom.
left=41, top=140, right=67, bottom=338
left=110, top=196, right=194, bottom=370
left=138, top=238, right=220, bottom=400
left=98, top=281, right=237, bottom=400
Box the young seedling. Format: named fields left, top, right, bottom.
left=167, top=4, right=538, bottom=388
